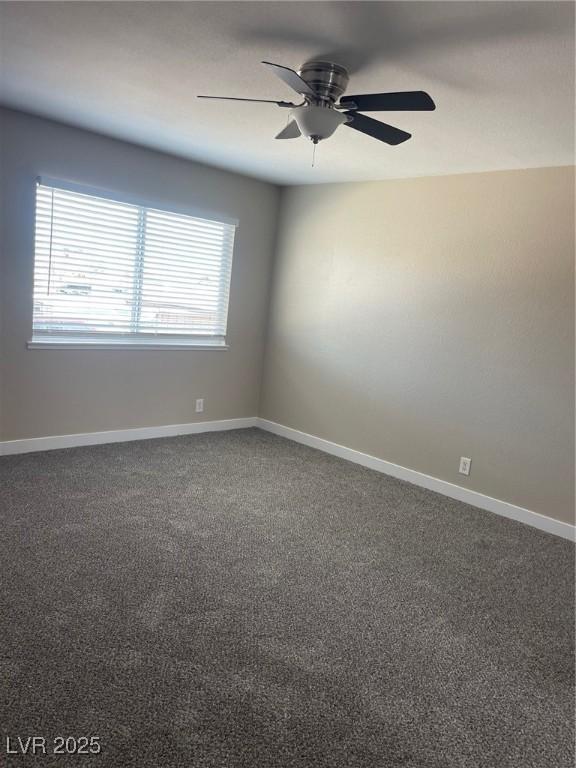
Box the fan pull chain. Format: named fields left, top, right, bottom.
left=312, top=141, right=317, bottom=167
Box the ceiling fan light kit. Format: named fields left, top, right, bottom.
left=289, top=104, right=349, bottom=143
left=198, top=59, right=435, bottom=148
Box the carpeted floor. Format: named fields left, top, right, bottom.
left=0, top=428, right=574, bottom=767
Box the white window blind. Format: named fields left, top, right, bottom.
left=32, top=179, right=236, bottom=347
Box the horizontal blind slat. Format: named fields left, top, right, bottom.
left=34, top=261, right=224, bottom=282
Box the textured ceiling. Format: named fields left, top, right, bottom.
left=0, top=1, right=574, bottom=185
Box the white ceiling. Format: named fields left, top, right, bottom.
left=0, top=1, right=574, bottom=185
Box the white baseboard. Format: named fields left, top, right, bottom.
left=257, top=418, right=575, bottom=542
left=0, top=417, right=258, bottom=456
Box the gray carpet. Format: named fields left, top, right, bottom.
left=0, top=428, right=574, bottom=767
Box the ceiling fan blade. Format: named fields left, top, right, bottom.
left=198, top=95, right=295, bottom=107
left=275, top=120, right=301, bottom=140
left=261, top=61, right=315, bottom=97
left=340, top=91, right=436, bottom=111
left=343, top=112, right=412, bottom=145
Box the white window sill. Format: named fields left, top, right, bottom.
left=27, top=337, right=229, bottom=351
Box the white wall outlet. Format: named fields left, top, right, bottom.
left=195, top=398, right=204, bottom=413
left=459, top=457, right=471, bottom=476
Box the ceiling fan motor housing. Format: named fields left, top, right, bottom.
left=298, top=61, right=349, bottom=105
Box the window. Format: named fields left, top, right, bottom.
left=30, top=178, right=237, bottom=348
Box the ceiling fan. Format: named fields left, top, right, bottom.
left=198, top=60, right=435, bottom=146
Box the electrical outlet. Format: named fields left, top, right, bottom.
left=459, top=457, right=471, bottom=476
left=195, top=398, right=204, bottom=413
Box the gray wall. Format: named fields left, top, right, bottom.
left=0, top=108, right=280, bottom=439
left=260, top=167, right=575, bottom=524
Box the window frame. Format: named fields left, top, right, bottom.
left=28, top=177, right=238, bottom=351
